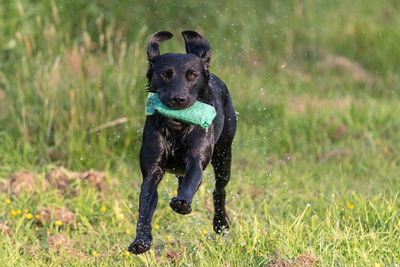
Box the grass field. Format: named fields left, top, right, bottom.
left=1, top=0, right=400, bottom=266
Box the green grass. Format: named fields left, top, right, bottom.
left=1, top=0, right=400, bottom=266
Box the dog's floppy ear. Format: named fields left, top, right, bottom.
left=182, top=31, right=211, bottom=69
left=147, top=31, right=173, bottom=62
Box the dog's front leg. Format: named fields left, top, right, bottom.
left=129, top=120, right=166, bottom=254
left=170, top=158, right=204, bottom=214
left=128, top=165, right=164, bottom=254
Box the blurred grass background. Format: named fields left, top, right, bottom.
left=0, top=0, right=399, bottom=265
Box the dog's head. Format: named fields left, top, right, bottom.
left=146, top=31, right=211, bottom=110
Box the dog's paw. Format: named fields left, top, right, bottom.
left=213, top=214, right=230, bottom=235
left=128, top=238, right=151, bottom=254
left=169, top=197, right=192, bottom=214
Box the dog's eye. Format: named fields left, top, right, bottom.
left=187, top=73, right=196, bottom=80
left=161, top=70, right=173, bottom=79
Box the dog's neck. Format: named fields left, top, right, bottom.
left=196, top=72, right=211, bottom=104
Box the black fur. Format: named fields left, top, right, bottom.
left=128, top=30, right=237, bottom=254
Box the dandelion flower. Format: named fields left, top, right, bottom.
left=123, top=251, right=130, bottom=257
left=17, top=209, right=21, bottom=214
left=24, top=209, right=29, bottom=213
left=25, top=213, right=33, bottom=219
left=201, top=229, right=207, bottom=235
left=11, top=210, right=17, bottom=216
left=374, top=263, right=381, bottom=267
left=35, top=214, right=40, bottom=220
left=347, top=203, right=354, bottom=209
left=56, top=221, right=63, bottom=226
left=166, top=235, right=172, bottom=242
left=154, top=224, right=160, bottom=229
left=125, top=229, right=131, bottom=234
left=92, top=251, right=99, bottom=257
left=5, top=199, right=11, bottom=205
left=101, top=206, right=107, bottom=212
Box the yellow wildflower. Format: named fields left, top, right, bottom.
left=398, top=220, right=400, bottom=227
left=24, top=209, right=29, bottom=213
left=154, top=224, right=160, bottom=229
left=35, top=226, right=40, bottom=231
left=125, top=229, right=131, bottom=235
left=92, top=251, right=99, bottom=257
left=123, top=251, right=130, bottom=257
left=171, top=190, right=178, bottom=197
left=5, top=199, right=11, bottom=205
left=201, top=229, right=207, bottom=235
left=374, top=263, right=381, bottom=267
left=25, top=213, right=33, bottom=219
left=383, top=146, right=389, bottom=154
left=101, top=206, right=107, bottom=212
left=166, top=235, right=172, bottom=242
left=11, top=210, right=17, bottom=216
left=17, top=209, right=21, bottom=214
left=347, top=203, right=354, bottom=209
left=55, top=221, right=63, bottom=226
left=35, top=214, right=40, bottom=220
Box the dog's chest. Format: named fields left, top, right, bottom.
left=165, top=142, right=187, bottom=175
left=162, top=129, right=189, bottom=175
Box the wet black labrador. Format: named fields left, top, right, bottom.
left=128, top=30, right=237, bottom=254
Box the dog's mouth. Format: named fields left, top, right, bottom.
left=161, top=97, right=196, bottom=110
left=168, top=102, right=192, bottom=110
left=166, top=118, right=183, bottom=130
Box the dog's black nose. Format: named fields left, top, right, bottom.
left=169, top=95, right=187, bottom=107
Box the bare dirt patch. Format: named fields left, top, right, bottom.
left=0, top=222, right=12, bottom=236
left=269, top=252, right=319, bottom=267
left=287, top=97, right=351, bottom=113
left=165, top=249, right=182, bottom=262
left=48, top=234, right=87, bottom=259
left=317, top=52, right=375, bottom=86
left=249, top=186, right=265, bottom=198
left=46, top=166, right=80, bottom=191
left=45, top=166, right=114, bottom=194
left=295, top=253, right=319, bottom=266
left=317, top=149, right=349, bottom=162
left=333, top=124, right=348, bottom=140
left=48, top=234, right=73, bottom=250
left=23, top=246, right=40, bottom=257
left=7, top=171, right=47, bottom=196
left=81, top=170, right=108, bottom=193
left=5, top=167, right=114, bottom=198
left=39, top=206, right=76, bottom=225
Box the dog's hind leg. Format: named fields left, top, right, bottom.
left=211, top=142, right=233, bottom=234
left=211, top=98, right=236, bottom=234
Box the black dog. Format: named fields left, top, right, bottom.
left=128, top=30, right=237, bottom=254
